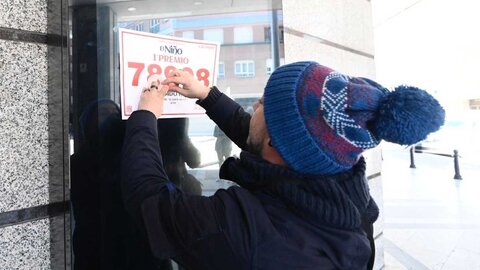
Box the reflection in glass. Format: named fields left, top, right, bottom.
left=70, top=1, right=283, bottom=268
left=157, top=118, right=202, bottom=195
left=71, top=100, right=165, bottom=269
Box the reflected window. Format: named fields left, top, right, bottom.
left=150, top=19, right=160, bottom=33
left=234, top=26, right=253, bottom=44
left=235, top=60, right=255, bottom=78
left=182, top=30, right=195, bottom=39
left=134, top=23, right=144, bottom=32
left=203, top=28, right=224, bottom=44
left=264, top=26, right=284, bottom=43
left=266, top=58, right=285, bottom=75
left=218, top=62, right=225, bottom=79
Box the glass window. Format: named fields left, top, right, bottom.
left=69, top=2, right=284, bottom=268
left=203, top=28, right=224, bottom=44
left=218, top=62, right=225, bottom=79
left=182, top=30, right=195, bottom=39
left=266, top=58, right=285, bottom=75
left=235, top=60, right=255, bottom=77
left=150, top=19, right=160, bottom=33
left=134, top=23, right=144, bottom=32
left=234, top=26, right=253, bottom=44
left=264, top=26, right=284, bottom=43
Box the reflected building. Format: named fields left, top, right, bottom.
left=118, top=12, right=285, bottom=98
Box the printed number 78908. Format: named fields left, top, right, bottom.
left=128, top=62, right=210, bottom=87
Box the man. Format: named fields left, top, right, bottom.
left=213, top=124, right=232, bottom=166
left=122, top=62, right=445, bottom=269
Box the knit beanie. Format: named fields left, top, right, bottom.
left=263, top=61, right=445, bottom=175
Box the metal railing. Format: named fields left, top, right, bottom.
left=409, top=145, right=462, bottom=180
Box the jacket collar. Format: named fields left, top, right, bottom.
left=220, top=151, right=375, bottom=229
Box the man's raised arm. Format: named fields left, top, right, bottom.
left=162, top=70, right=251, bottom=150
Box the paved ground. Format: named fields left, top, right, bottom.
left=381, top=143, right=480, bottom=270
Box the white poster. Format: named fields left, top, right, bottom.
left=119, top=28, right=220, bottom=119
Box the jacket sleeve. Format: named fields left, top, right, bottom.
left=121, top=110, right=225, bottom=259
left=197, top=86, right=251, bottom=150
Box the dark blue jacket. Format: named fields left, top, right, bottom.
left=121, top=88, right=378, bottom=270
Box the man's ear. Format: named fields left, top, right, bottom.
left=262, top=137, right=288, bottom=167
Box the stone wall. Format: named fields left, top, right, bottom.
left=0, top=0, right=68, bottom=269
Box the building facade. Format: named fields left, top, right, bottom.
left=119, top=12, right=286, bottom=99
left=0, top=0, right=383, bottom=269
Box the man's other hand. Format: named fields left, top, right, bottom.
left=162, top=68, right=211, bottom=100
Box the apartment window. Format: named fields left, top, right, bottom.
left=218, top=62, right=225, bottom=79
left=134, top=23, right=144, bottom=32
left=150, top=19, right=160, bottom=33
left=234, top=26, right=253, bottom=44
left=264, top=26, right=284, bottom=43
left=203, top=29, right=223, bottom=44
left=235, top=60, right=255, bottom=78
left=266, top=58, right=285, bottom=75
left=182, top=30, right=195, bottom=39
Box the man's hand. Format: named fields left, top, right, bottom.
left=162, top=68, right=211, bottom=100
left=138, top=78, right=169, bottom=118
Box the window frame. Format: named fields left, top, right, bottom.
left=264, top=26, right=284, bottom=43
left=150, top=19, right=160, bottom=33
left=234, top=60, right=255, bottom=78
left=134, top=23, right=144, bottom=32
left=218, top=62, right=225, bottom=79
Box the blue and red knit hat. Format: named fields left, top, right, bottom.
left=263, top=61, right=445, bottom=175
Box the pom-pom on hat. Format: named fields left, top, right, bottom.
left=263, top=61, right=445, bottom=175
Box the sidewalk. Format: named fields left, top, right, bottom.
left=381, top=143, right=480, bottom=270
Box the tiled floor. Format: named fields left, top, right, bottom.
left=381, top=143, right=480, bottom=270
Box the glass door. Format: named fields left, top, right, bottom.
left=69, top=0, right=283, bottom=268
